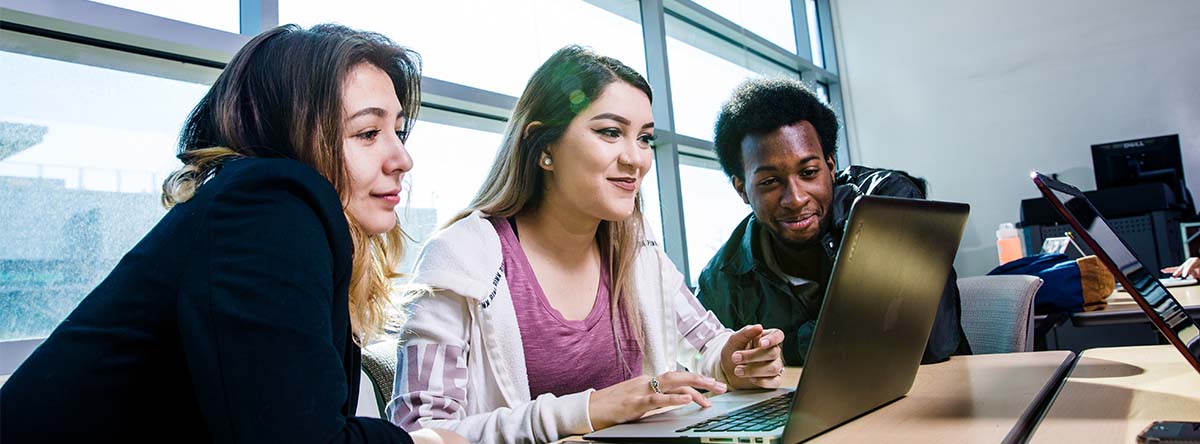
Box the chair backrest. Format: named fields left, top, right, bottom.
left=360, top=337, right=399, bottom=417
left=957, top=275, right=1043, bottom=354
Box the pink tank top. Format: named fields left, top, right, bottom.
left=490, top=217, right=642, bottom=398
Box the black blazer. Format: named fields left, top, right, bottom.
left=1, top=158, right=412, bottom=443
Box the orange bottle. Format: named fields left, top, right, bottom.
left=996, top=223, right=1024, bottom=264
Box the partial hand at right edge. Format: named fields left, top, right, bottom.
left=1162, top=257, right=1199, bottom=279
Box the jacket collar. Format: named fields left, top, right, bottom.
left=408, top=210, right=505, bottom=302
left=717, top=213, right=763, bottom=277
left=716, top=213, right=839, bottom=280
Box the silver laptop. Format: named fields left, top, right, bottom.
left=586, top=196, right=970, bottom=443
left=1032, top=171, right=1200, bottom=373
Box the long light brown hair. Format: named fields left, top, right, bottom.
left=161, top=24, right=422, bottom=345
left=450, top=45, right=653, bottom=372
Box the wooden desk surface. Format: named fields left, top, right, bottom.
left=1071, top=284, right=1200, bottom=327
left=1029, top=345, right=1200, bottom=443
left=561, top=351, right=1074, bottom=443
left=1108, top=284, right=1200, bottom=306
left=808, top=351, right=1072, bottom=443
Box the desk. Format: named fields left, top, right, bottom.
left=561, top=351, right=1074, bottom=443
left=808, top=351, right=1072, bottom=443
left=1071, top=284, right=1200, bottom=327
left=1029, top=345, right=1200, bottom=443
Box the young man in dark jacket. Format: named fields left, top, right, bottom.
left=696, top=78, right=971, bottom=366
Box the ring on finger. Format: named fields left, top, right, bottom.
left=649, top=376, right=663, bottom=394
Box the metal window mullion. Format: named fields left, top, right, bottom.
left=639, top=0, right=690, bottom=282
left=829, top=84, right=851, bottom=167
left=800, top=70, right=819, bottom=89
left=815, top=0, right=838, bottom=76
left=818, top=0, right=849, bottom=164
left=790, top=0, right=814, bottom=63
left=1, top=0, right=246, bottom=65
left=420, top=77, right=517, bottom=122
left=239, top=0, right=277, bottom=36
left=666, top=0, right=816, bottom=77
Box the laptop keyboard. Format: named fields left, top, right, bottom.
left=675, top=392, right=793, bottom=433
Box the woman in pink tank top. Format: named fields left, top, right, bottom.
left=393, top=46, right=787, bottom=443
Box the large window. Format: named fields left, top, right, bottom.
left=0, top=0, right=845, bottom=354
left=397, top=114, right=504, bottom=276
left=690, top=0, right=797, bottom=53
left=0, top=39, right=215, bottom=341
left=805, top=0, right=825, bottom=68
left=679, top=159, right=749, bottom=286
left=279, top=0, right=646, bottom=97
left=640, top=156, right=664, bottom=244
left=666, top=15, right=796, bottom=141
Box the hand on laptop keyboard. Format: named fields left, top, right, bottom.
left=675, top=392, right=794, bottom=433
left=1162, top=257, right=1199, bottom=280
left=588, top=371, right=728, bottom=430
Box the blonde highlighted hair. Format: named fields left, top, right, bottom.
left=162, top=24, right=421, bottom=345
left=450, top=45, right=653, bottom=372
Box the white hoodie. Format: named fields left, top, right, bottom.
left=386, top=211, right=734, bottom=443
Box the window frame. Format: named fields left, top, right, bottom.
left=0, top=0, right=848, bottom=369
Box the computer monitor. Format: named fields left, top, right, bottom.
left=1091, top=135, right=1191, bottom=212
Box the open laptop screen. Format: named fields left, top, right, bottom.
left=1032, top=172, right=1200, bottom=370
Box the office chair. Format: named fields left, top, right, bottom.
left=360, top=337, right=399, bottom=417
left=958, top=275, right=1043, bottom=354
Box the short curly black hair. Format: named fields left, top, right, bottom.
left=713, top=77, right=838, bottom=180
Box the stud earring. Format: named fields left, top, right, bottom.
left=542, top=157, right=553, bottom=166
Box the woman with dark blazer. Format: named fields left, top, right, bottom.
left=0, top=24, right=453, bottom=443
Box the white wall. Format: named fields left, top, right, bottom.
left=832, top=0, right=1200, bottom=277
